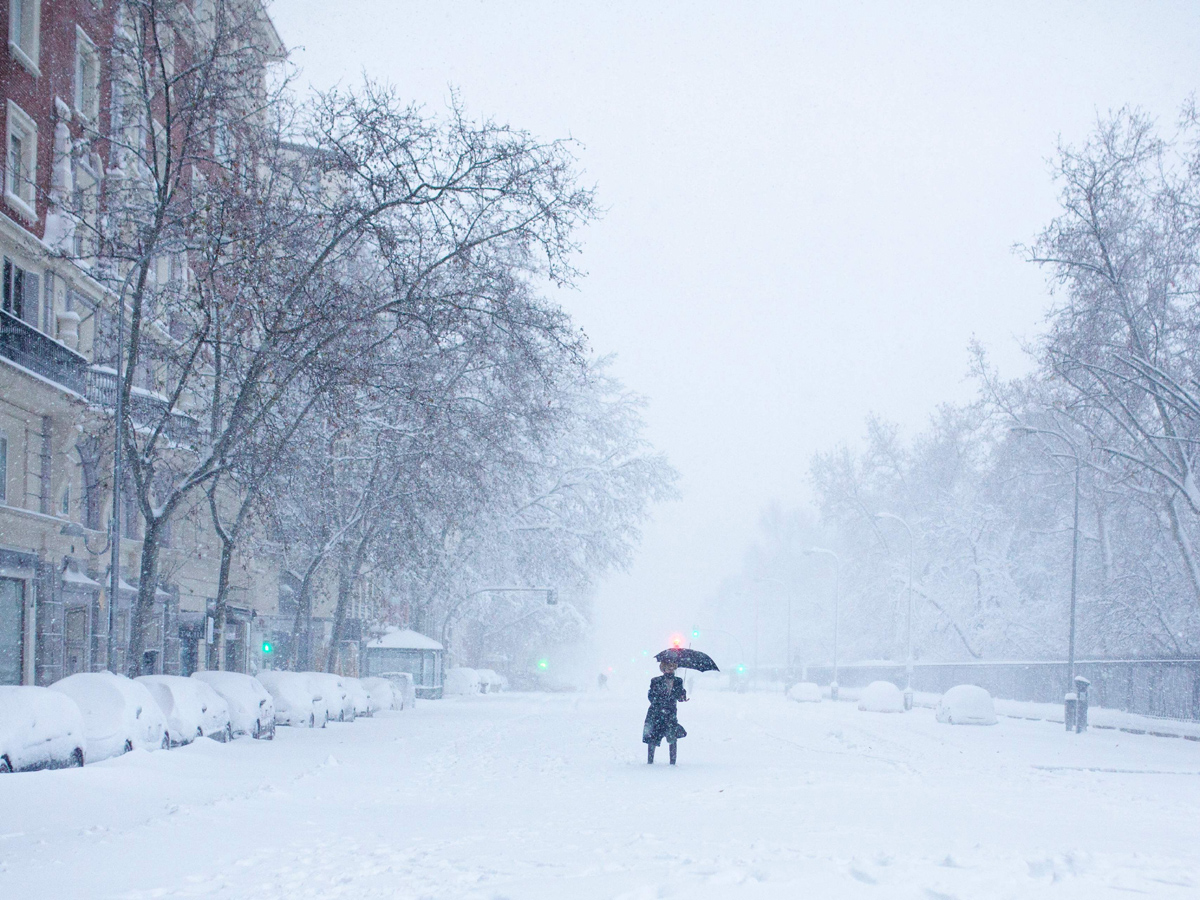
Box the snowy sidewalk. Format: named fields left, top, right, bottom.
left=1, top=690, right=1199, bottom=899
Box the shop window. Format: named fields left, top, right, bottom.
left=0, top=577, right=23, bottom=684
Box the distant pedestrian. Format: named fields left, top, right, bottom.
left=597, top=672, right=608, bottom=690
left=643, top=659, right=688, bottom=764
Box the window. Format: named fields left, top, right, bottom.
left=74, top=28, right=100, bottom=122
left=5, top=100, right=37, bottom=219
left=0, top=433, right=7, bottom=505
left=8, top=0, right=40, bottom=75
left=2, top=257, right=40, bottom=326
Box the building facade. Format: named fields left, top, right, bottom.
left=0, top=0, right=285, bottom=685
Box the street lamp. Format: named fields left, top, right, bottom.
left=754, top=575, right=793, bottom=676
left=806, top=547, right=840, bottom=701
left=1012, top=425, right=1083, bottom=732
left=875, top=512, right=915, bottom=710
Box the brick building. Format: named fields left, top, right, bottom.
left=0, top=0, right=287, bottom=685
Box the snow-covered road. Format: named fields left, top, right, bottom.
left=2, top=689, right=1199, bottom=899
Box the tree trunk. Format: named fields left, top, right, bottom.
left=127, top=517, right=165, bottom=677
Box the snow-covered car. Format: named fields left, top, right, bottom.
left=50, top=672, right=168, bottom=761
left=137, top=675, right=232, bottom=746
left=192, top=671, right=275, bottom=739
left=787, top=682, right=822, bottom=703
left=364, top=672, right=415, bottom=710
left=857, top=680, right=905, bottom=713
left=342, top=677, right=372, bottom=717
left=476, top=669, right=507, bottom=693
left=0, top=686, right=87, bottom=772
left=444, top=667, right=482, bottom=695
left=359, top=677, right=397, bottom=711
left=936, top=684, right=998, bottom=725
left=256, top=670, right=320, bottom=727
left=304, top=673, right=354, bottom=722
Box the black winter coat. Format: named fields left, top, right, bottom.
left=643, top=674, right=688, bottom=745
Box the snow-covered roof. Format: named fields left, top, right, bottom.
left=366, top=628, right=443, bottom=651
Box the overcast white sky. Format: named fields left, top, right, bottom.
left=270, top=0, right=1200, bottom=666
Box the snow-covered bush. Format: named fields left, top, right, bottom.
left=444, top=667, right=483, bottom=695
left=787, top=682, right=822, bottom=703
left=192, top=671, right=275, bottom=739
left=138, top=675, right=231, bottom=745
left=51, top=673, right=168, bottom=761
left=0, top=686, right=87, bottom=772
left=257, top=671, right=320, bottom=727
left=935, top=684, right=998, bottom=725
left=857, top=680, right=905, bottom=713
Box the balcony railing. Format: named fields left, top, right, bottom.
left=0, top=309, right=88, bottom=394
left=85, top=367, right=205, bottom=448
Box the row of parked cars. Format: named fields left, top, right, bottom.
left=443, top=667, right=509, bottom=695
left=0, top=669, right=416, bottom=773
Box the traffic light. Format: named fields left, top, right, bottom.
left=736, top=664, right=746, bottom=674
left=691, top=628, right=700, bottom=639
left=536, top=658, right=549, bottom=671
left=261, top=640, right=273, bottom=655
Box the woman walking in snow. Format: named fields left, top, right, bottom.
left=643, top=659, right=688, bottom=764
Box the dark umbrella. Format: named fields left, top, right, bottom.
left=654, top=647, right=719, bottom=672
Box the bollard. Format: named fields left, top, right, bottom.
left=1074, top=676, right=1091, bottom=733
left=830, top=681, right=839, bottom=702
left=1064, top=691, right=1077, bottom=732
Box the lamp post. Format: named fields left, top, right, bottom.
left=1011, top=425, right=1082, bottom=732
left=876, top=512, right=915, bottom=710
left=806, top=547, right=840, bottom=700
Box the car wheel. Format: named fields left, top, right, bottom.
left=124, top=739, right=134, bottom=754
left=73, top=747, right=85, bottom=768
left=0, top=755, right=12, bottom=774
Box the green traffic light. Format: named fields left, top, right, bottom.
left=261, top=641, right=273, bottom=654
left=537, top=659, right=549, bottom=670
left=736, top=664, right=746, bottom=673
left=691, top=629, right=700, bottom=638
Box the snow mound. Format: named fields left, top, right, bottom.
left=0, top=685, right=86, bottom=772
left=857, top=680, right=905, bottom=713
left=936, top=684, right=997, bottom=725
left=787, top=682, right=822, bottom=703
left=444, top=667, right=482, bottom=695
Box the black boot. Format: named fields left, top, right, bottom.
left=647, top=744, right=655, bottom=764
left=669, top=742, right=677, bottom=765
